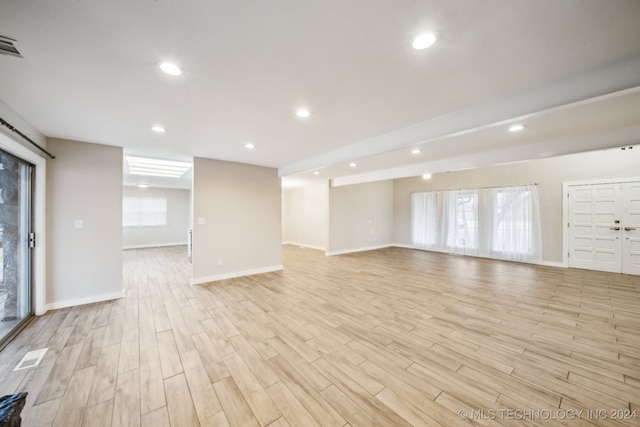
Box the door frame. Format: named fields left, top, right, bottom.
left=0, top=130, right=46, bottom=316
left=562, top=177, right=640, bottom=269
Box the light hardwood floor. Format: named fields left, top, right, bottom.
left=1, top=245, right=639, bottom=426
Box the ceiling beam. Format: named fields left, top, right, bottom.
left=330, top=125, right=640, bottom=186
left=278, top=55, right=640, bottom=178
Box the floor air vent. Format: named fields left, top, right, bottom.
left=0, top=36, right=24, bottom=58
left=13, top=348, right=48, bottom=371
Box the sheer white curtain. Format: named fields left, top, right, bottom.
left=411, top=185, right=542, bottom=263
left=444, top=190, right=478, bottom=255
left=411, top=192, right=438, bottom=249
left=490, top=185, right=542, bottom=262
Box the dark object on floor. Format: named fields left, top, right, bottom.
left=0, top=392, right=27, bottom=426
left=1, top=317, right=18, bottom=322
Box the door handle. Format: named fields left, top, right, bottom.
left=624, top=227, right=636, bottom=231
left=610, top=227, right=621, bottom=231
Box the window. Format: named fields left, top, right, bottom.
left=411, top=192, right=438, bottom=247
left=492, top=187, right=535, bottom=257
left=447, top=191, right=478, bottom=250
left=411, top=185, right=541, bottom=262
left=123, top=196, right=167, bottom=227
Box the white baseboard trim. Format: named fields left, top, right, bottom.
left=282, top=242, right=326, bottom=251
left=45, top=290, right=124, bottom=311
left=325, top=244, right=392, bottom=256
left=123, top=242, right=187, bottom=250
left=407, top=246, right=567, bottom=268
left=540, top=260, right=565, bottom=268
left=191, top=265, right=283, bottom=285
left=391, top=243, right=416, bottom=249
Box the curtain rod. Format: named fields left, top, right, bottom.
left=0, top=116, right=55, bottom=159
left=410, top=183, right=537, bottom=194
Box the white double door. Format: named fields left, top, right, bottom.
left=568, top=181, right=640, bottom=275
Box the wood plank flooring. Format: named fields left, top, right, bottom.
left=1, top=245, right=639, bottom=426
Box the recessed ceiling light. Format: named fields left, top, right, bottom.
left=158, top=61, right=182, bottom=76
left=245, top=142, right=255, bottom=149
left=349, top=163, right=357, bottom=168
left=313, top=171, right=320, bottom=175
left=411, top=148, right=421, bottom=155
left=509, top=124, right=525, bottom=132
left=413, top=33, right=437, bottom=50
left=296, top=108, right=310, bottom=118
left=422, top=173, right=432, bottom=180
left=137, top=183, right=149, bottom=188
left=151, top=126, right=166, bottom=133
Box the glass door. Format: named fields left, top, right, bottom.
left=0, top=148, right=33, bottom=348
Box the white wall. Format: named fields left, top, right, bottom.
left=328, top=180, right=394, bottom=255
left=122, top=186, right=190, bottom=249
left=282, top=182, right=329, bottom=250
left=0, top=98, right=47, bottom=153
left=192, top=158, right=282, bottom=283
left=394, top=147, right=640, bottom=264
left=46, top=138, right=123, bottom=309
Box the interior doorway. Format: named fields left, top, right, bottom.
left=566, top=179, right=640, bottom=275
left=121, top=153, right=193, bottom=268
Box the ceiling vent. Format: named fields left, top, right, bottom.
left=0, top=35, right=24, bottom=58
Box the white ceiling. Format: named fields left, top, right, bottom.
left=1, top=0, right=639, bottom=190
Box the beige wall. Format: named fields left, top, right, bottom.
left=328, top=180, right=394, bottom=255
left=46, top=138, right=123, bottom=308
left=282, top=182, right=329, bottom=250
left=394, top=147, right=640, bottom=263
left=123, top=186, right=190, bottom=249
left=192, top=158, right=282, bottom=283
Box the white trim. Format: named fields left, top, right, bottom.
left=282, top=241, right=326, bottom=251
left=562, top=181, right=573, bottom=269
left=563, top=176, right=640, bottom=187
left=0, top=131, right=47, bottom=315
left=562, top=177, right=640, bottom=269
left=391, top=243, right=415, bottom=249
left=325, top=244, right=392, bottom=256
left=407, top=245, right=565, bottom=268
left=123, top=242, right=187, bottom=250
left=321, top=242, right=567, bottom=268
left=191, top=265, right=283, bottom=285
left=540, top=261, right=565, bottom=268
left=403, top=246, right=451, bottom=256
left=45, top=290, right=124, bottom=311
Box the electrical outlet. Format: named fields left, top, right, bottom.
left=218, top=258, right=223, bottom=265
